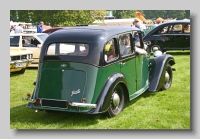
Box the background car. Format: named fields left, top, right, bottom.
left=143, top=20, right=190, bottom=53
left=10, top=33, right=49, bottom=67
left=10, top=49, right=34, bottom=74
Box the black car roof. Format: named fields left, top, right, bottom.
left=40, top=26, right=141, bottom=66
left=46, top=26, right=140, bottom=42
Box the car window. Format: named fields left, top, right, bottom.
left=46, top=43, right=89, bottom=56
left=36, top=34, right=49, bottom=42
left=10, top=36, right=20, bottom=47
left=104, top=38, right=118, bottom=62
left=183, top=24, right=190, bottom=33
left=22, top=36, right=37, bottom=47
left=119, top=33, right=132, bottom=56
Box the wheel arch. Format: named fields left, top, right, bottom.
left=148, top=54, right=175, bottom=92
left=87, top=72, right=129, bottom=114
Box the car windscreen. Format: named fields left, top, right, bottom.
left=10, top=36, right=20, bottom=47
left=46, top=43, right=89, bottom=56
left=36, top=34, right=49, bottom=42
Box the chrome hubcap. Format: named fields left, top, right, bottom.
left=165, top=71, right=170, bottom=83
left=112, top=92, right=120, bottom=107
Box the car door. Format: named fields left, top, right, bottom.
left=118, top=33, right=137, bottom=96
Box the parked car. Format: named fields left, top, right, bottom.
left=26, top=26, right=175, bottom=117
left=10, top=48, right=34, bottom=74
left=10, top=33, right=49, bottom=67
left=143, top=20, right=190, bottom=53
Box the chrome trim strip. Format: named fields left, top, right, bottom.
left=71, top=102, right=97, bottom=108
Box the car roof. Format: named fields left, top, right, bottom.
left=46, top=26, right=140, bottom=42
left=41, top=26, right=141, bottom=66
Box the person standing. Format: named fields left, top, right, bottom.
left=132, top=18, right=141, bottom=29
left=14, top=24, right=23, bottom=33
left=37, top=21, right=44, bottom=33
left=140, top=21, right=147, bottom=37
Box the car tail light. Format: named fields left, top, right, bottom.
left=35, top=99, right=42, bottom=105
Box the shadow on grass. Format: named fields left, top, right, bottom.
left=10, top=103, right=108, bottom=129
left=166, top=51, right=190, bottom=56
left=124, top=91, right=157, bottom=109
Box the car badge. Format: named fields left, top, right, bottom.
left=61, top=64, right=67, bottom=68
left=71, top=89, right=80, bottom=96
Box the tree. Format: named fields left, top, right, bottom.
left=143, top=10, right=167, bottom=19
left=10, top=10, right=107, bottom=27
left=166, top=10, right=186, bottom=19
left=112, top=10, right=137, bottom=19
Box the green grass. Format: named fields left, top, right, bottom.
left=10, top=51, right=190, bottom=129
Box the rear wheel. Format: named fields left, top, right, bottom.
left=162, top=64, right=173, bottom=90
left=107, top=84, right=124, bottom=117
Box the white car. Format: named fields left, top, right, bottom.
left=10, top=33, right=49, bottom=67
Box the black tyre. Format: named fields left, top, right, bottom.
left=107, top=84, right=125, bottom=117
left=162, top=64, right=173, bottom=90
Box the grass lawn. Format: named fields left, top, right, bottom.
left=10, top=51, right=190, bottom=129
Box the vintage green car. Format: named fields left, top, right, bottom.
left=26, top=26, right=175, bottom=117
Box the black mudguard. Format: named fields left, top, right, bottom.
left=148, top=54, right=175, bottom=92
left=87, top=73, right=127, bottom=114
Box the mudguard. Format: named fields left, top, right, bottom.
left=148, top=54, right=175, bottom=92
left=88, top=73, right=127, bottom=114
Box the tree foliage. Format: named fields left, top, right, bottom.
left=10, top=10, right=107, bottom=27
left=112, top=10, right=137, bottom=19
left=10, top=10, right=190, bottom=27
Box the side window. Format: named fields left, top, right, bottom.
left=10, top=36, right=20, bottom=47
left=22, top=36, right=37, bottom=47
left=173, top=24, right=182, bottom=33
left=104, top=38, right=118, bottom=62
left=158, top=26, right=169, bottom=34
left=119, top=33, right=132, bottom=56
left=183, top=24, right=190, bottom=33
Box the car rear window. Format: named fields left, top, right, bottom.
left=46, top=43, right=89, bottom=56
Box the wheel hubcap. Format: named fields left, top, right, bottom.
left=112, top=92, right=120, bottom=108
left=165, top=71, right=170, bottom=83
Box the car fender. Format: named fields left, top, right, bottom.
left=148, top=54, right=175, bottom=92
left=87, top=73, right=127, bottom=114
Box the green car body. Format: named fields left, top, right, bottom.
left=27, top=26, right=175, bottom=117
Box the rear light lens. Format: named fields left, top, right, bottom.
left=35, top=99, right=42, bottom=105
